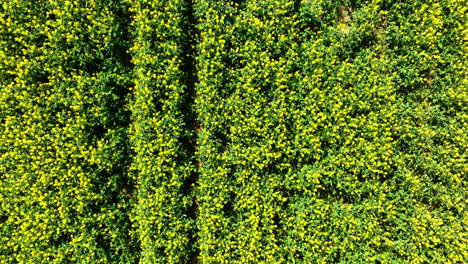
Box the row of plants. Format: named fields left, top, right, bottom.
left=126, top=0, right=195, bottom=263
left=383, top=0, right=467, bottom=262
left=0, top=0, right=136, bottom=263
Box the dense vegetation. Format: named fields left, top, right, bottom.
left=1, top=0, right=466, bottom=263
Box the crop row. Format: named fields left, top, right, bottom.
left=1, top=0, right=136, bottom=263
left=127, top=0, right=195, bottom=263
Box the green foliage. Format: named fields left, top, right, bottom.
left=1, top=0, right=466, bottom=263
left=193, top=0, right=467, bottom=263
